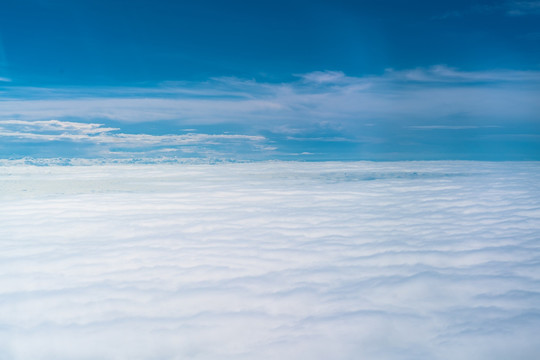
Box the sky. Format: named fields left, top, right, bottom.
left=0, top=0, right=539, bottom=160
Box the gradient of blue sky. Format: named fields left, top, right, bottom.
left=0, top=0, right=539, bottom=160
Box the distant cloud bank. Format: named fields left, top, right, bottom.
left=0, top=161, right=539, bottom=359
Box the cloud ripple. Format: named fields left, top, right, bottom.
left=0, top=161, right=539, bottom=359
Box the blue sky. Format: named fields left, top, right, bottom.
left=0, top=0, right=539, bottom=160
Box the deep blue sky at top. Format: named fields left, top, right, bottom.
left=1, top=0, right=539, bottom=85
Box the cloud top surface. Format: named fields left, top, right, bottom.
left=1, top=161, right=539, bottom=359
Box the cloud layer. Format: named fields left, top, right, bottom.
left=1, top=161, right=539, bottom=359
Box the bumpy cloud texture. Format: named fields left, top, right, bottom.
left=1, top=161, right=539, bottom=359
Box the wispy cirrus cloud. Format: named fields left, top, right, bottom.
left=382, top=65, right=540, bottom=83
left=505, top=0, right=540, bottom=15
left=408, top=125, right=502, bottom=130
left=297, top=70, right=349, bottom=84
left=0, top=119, right=264, bottom=145
left=0, top=66, right=538, bottom=127
left=0, top=119, right=269, bottom=159
left=1, top=66, right=539, bottom=160
left=436, top=1, right=540, bottom=18
left=0, top=119, right=119, bottom=134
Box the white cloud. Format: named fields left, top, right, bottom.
left=0, top=161, right=539, bottom=359
left=0, top=119, right=265, bottom=151
left=297, top=70, right=348, bottom=84
left=439, top=1, right=540, bottom=17
left=383, top=65, right=540, bottom=83
left=0, top=119, right=119, bottom=134
left=1, top=66, right=538, bottom=135
left=408, top=125, right=502, bottom=130
left=506, top=1, right=540, bottom=15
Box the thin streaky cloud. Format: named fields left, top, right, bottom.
left=0, top=119, right=119, bottom=134
left=382, top=65, right=540, bottom=83
left=506, top=0, right=540, bottom=15
left=0, top=66, right=538, bottom=127
left=408, top=125, right=503, bottom=130
left=434, top=1, right=540, bottom=18
left=297, top=70, right=348, bottom=84
left=0, top=66, right=538, bottom=160
left=0, top=119, right=266, bottom=157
